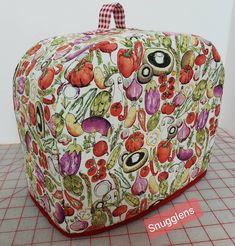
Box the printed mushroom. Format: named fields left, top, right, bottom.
left=122, top=148, right=148, bottom=173
left=94, top=180, right=112, bottom=197
left=118, top=151, right=129, bottom=167
left=137, top=64, right=153, bottom=84
left=35, top=101, right=45, bottom=137
left=167, top=124, right=178, bottom=139
left=143, top=48, right=174, bottom=76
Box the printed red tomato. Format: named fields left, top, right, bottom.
left=186, top=112, right=196, bottom=124
left=195, top=54, right=206, bottom=66
left=125, top=208, right=139, bottom=219
left=97, top=159, right=106, bottom=167
left=167, top=90, right=174, bottom=99
left=209, top=117, right=215, bottom=125
left=93, top=141, right=108, bottom=157
left=32, top=140, right=38, bottom=155
left=158, top=171, right=169, bottom=181
left=91, top=174, right=99, bottom=183
left=26, top=43, right=42, bottom=56
left=87, top=166, right=97, bottom=176
left=99, top=166, right=106, bottom=173
left=159, top=83, right=167, bottom=93
left=125, top=132, right=144, bottom=152
left=212, top=45, right=221, bottom=62
left=67, top=58, right=94, bottom=88
left=185, top=156, right=197, bottom=169
left=64, top=206, right=75, bottom=216
left=94, top=41, right=118, bottom=53
left=161, top=103, right=175, bottom=115
left=20, top=113, right=26, bottom=128
left=179, top=65, right=193, bottom=84
left=168, top=77, right=175, bottom=85
left=99, top=172, right=107, bottom=180
left=38, top=67, right=55, bottom=90
left=140, top=165, right=150, bottom=177
left=215, top=104, right=220, bottom=117
left=158, top=74, right=167, bottom=84
left=157, top=140, right=173, bottom=163
left=168, top=85, right=175, bottom=91
left=85, top=159, right=95, bottom=169
left=44, top=105, right=51, bottom=121
left=110, top=102, right=123, bottom=116
left=38, top=150, right=48, bottom=169
left=28, top=102, right=36, bottom=125
left=36, top=181, right=44, bottom=196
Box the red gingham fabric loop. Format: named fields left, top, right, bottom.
left=98, top=3, right=126, bottom=30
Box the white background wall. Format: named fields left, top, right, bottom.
left=220, top=1, right=235, bottom=137
left=0, top=0, right=234, bottom=143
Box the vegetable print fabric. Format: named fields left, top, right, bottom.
left=13, top=28, right=224, bottom=234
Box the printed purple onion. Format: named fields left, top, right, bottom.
left=213, top=85, right=223, bottom=99
left=177, top=147, right=194, bottom=161
left=125, top=78, right=143, bottom=101
left=131, top=174, right=148, bottom=196
left=173, top=91, right=186, bottom=107
left=81, top=116, right=111, bottom=136
left=47, top=116, right=56, bottom=137
left=70, top=219, right=89, bottom=231
left=177, top=122, right=190, bottom=142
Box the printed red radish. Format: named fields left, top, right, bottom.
left=93, top=140, right=108, bottom=157
left=112, top=205, right=128, bottom=219
left=110, top=102, right=123, bottom=116
left=212, top=45, right=221, bottom=62
left=195, top=54, right=206, bottom=66
left=158, top=171, right=169, bottom=182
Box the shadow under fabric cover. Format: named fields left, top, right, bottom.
left=12, top=3, right=225, bottom=237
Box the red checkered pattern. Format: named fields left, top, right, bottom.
left=0, top=127, right=235, bottom=245
left=98, top=3, right=126, bottom=30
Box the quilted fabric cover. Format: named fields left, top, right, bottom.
left=13, top=10, right=224, bottom=236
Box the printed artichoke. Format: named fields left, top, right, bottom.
left=90, top=91, right=112, bottom=117
left=192, top=80, right=207, bottom=101
left=159, top=180, right=168, bottom=196
left=147, top=112, right=160, bottom=132
left=91, top=209, right=107, bottom=226
left=26, top=161, right=33, bottom=181
left=47, top=111, right=64, bottom=137
left=196, top=129, right=206, bottom=146
left=45, top=176, right=55, bottom=192
left=63, top=175, right=83, bottom=196
left=201, top=152, right=210, bottom=171
left=59, top=141, right=82, bottom=176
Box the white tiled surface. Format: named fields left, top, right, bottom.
left=0, top=128, right=235, bottom=246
